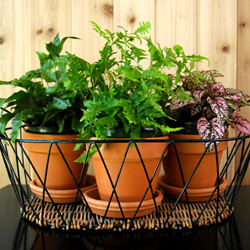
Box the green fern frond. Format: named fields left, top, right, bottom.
left=134, top=21, right=151, bottom=35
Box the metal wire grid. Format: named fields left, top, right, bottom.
left=0, top=128, right=249, bottom=230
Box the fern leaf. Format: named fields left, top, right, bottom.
left=134, top=21, right=151, bottom=35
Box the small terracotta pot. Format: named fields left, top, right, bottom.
left=23, top=129, right=88, bottom=190
left=162, top=130, right=229, bottom=197
left=88, top=135, right=169, bottom=202
left=83, top=187, right=163, bottom=218
left=29, top=174, right=96, bottom=203
left=158, top=174, right=228, bottom=202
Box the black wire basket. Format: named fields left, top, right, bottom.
left=0, top=128, right=249, bottom=231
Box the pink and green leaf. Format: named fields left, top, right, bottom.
left=192, top=90, right=206, bottom=102
left=170, top=91, right=196, bottom=111
left=203, top=106, right=213, bottom=119
left=227, top=99, right=241, bottom=111
left=225, top=88, right=246, bottom=101
left=230, top=113, right=250, bottom=134
left=210, top=82, right=225, bottom=95
left=197, top=117, right=225, bottom=152
left=207, top=96, right=229, bottom=123
left=190, top=101, right=204, bottom=116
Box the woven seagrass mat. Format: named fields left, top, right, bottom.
left=21, top=191, right=233, bottom=231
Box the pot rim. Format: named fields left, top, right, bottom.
left=106, top=127, right=164, bottom=138
left=24, top=125, right=76, bottom=134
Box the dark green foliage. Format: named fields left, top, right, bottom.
left=0, top=34, right=90, bottom=141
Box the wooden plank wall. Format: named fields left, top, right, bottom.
left=0, top=0, right=249, bottom=188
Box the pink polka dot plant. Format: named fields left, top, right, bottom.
left=169, top=70, right=250, bottom=151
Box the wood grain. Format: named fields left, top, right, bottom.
left=0, top=0, right=28, bottom=187
left=0, top=0, right=28, bottom=82
left=237, top=0, right=250, bottom=185
left=71, top=0, right=114, bottom=63
left=27, top=0, right=72, bottom=70
left=156, top=0, right=197, bottom=75
left=0, top=0, right=249, bottom=187
left=114, top=0, right=155, bottom=69
left=197, top=0, right=237, bottom=88
left=156, top=0, right=197, bottom=56
left=197, top=0, right=237, bottom=183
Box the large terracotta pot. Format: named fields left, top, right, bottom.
left=89, top=135, right=169, bottom=203
left=161, top=130, right=229, bottom=201
left=23, top=129, right=88, bottom=190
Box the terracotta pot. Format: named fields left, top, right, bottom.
left=162, top=130, right=229, bottom=201
left=158, top=175, right=228, bottom=202
left=29, top=174, right=96, bottom=203
left=83, top=187, right=163, bottom=218
left=88, top=135, right=169, bottom=202
left=23, top=129, right=88, bottom=190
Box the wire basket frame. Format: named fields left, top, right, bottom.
left=0, top=128, right=249, bottom=231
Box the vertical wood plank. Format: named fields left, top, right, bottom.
left=197, top=0, right=237, bottom=183
left=0, top=0, right=28, bottom=188
left=27, top=0, right=72, bottom=70
left=114, top=0, right=155, bottom=34
left=156, top=0, right=197, bottom=56
left=25, top=0, right=72, bottom=187
left=114, top=0, right=155, bottom=69
left=71, top=0, right=114, bottom=176
left=0, top=0, right=28, bottom=82
left=0, top=0, right=72, bottom=188
left=71, top=0, right=114, bottom=63
left=197, top=0, right=237, bottom=88
left=237, top=0, right=250, bottom=185
left=156, top=0, right=195, bottom=175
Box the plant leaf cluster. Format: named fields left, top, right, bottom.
left=169, top=70, right=250, bottom=151
left=76, top=21, right=209, bottom=162
left=0, top=34, right=90, bottom=141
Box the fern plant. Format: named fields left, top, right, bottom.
left=168, top=70, right=250, bottom=151
left=75, top=21, right=209, bottom=162
left=0, top=34, right=90, bottom=141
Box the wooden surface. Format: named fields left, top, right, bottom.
left=237, top=0, right=250, bottom=185
left=197, top=0, right=238, bottom=183
left=0, top=0, right=250, bottom=187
